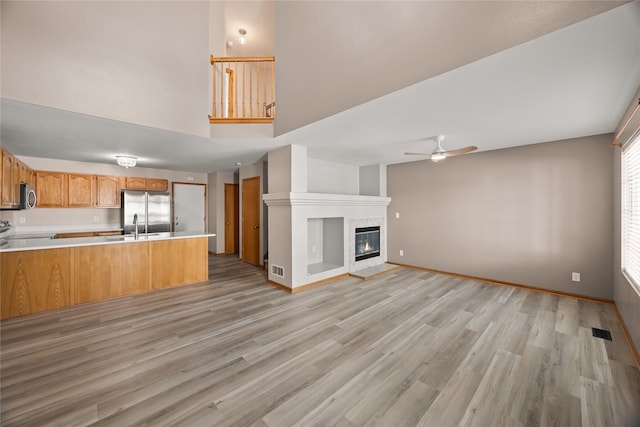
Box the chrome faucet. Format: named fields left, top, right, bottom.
left=133, top=213, right=139, bottom=240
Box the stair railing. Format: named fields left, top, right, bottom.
left=210, top=55, right=275, bottom=123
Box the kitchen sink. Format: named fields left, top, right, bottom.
left=106, top=233, right=162, bottom=241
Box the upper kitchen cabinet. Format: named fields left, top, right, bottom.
left=37, top=173, right=120, bottom=208
left=2, top=148, right=18, bottom=208
left=1, top=148, right=37, bottom=209
left=121, top=177, right=168, bottom=192
left=95, top=176, right=120, bottom=207
left=18, top=160, right=35, bottom=187
left=68, top=173, right=95, bottom=208
left=147, top=178, right=168, bottom=191
left=37, top=171, right=68, bottom=208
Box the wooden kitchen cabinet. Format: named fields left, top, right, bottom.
left=1, top=148, right=18, bottom=207
left=121, top=176, right=169, bottom=191
left=147, top=178, right=168, bottom=191
left=123, top=176, right=147, bottom=189
left=73, top=242, right=149, bottom=304
left=18, top=160, right=29, bottom=186
left=1, top=236, right=208, bottom=319
left=67, top=173, right=95, bottom=208
left=1, top=248, right=71, bottom=320
left=149, top=238, right=208, bottom=289
left=1, top=148, right=37, bottom=208
left=95, top=175, right=120, bottom=207
left=35, top=172, right=120, bottom=208
left=37, top=171, right=68, bottom=207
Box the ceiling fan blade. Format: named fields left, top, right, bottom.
left=444, top=146, right=478, bottom=157
left=404, top=152, right=432, bottom=156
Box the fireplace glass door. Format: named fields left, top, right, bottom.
left=355, top=226, right=380, bottom=261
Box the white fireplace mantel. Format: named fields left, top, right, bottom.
left=263, top=192, right=391, bottom=207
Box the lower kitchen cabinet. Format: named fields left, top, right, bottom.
left=1, top=248, right=71, bottom=320
left=0, top=237, right=209, bottom=320
left=73, top=242, right=149, bottom=304
left=149, top=238, right=209, bottom=289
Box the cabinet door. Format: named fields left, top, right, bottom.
left=1, top=150, right=17, bottom=207
left=67, top=174, right=95, bottom=208
left=18, top=161, right=29, bottom=185
left=96, top=175, right=120, bottom=207
left=29, top=170, right=37, bottom=188
left=1, top=248, right=71, bottom=320
left=37, top=171, right=67, bottom=207
left=125, top=177, right=147, bottom=189
left=147, top=178, right=168, bottom=191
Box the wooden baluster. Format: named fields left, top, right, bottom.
left=234, top=61, right=238, bottom=118
left=242, top=62, right=246, bottom=118
left=250, top=62, right=254, bottom=118
left=257, top=61, right=261, bottom=118
left=213, top=62, right=217, bottom=118
left=271, top=59, right=275, bottom=118
left=263, top=61, right=267, bottom=118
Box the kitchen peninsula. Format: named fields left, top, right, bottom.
left=1, top=231, right=213, bottom=320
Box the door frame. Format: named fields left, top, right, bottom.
left=171, top=182, right=207, bottom=232
left=224, top=183, right=239, bottom=254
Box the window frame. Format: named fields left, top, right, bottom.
left=621, top=131, right=640, bottom=293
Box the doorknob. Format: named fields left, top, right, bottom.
left=253, top=225, right=259, bottom=229
left=226, top=222, right=230, bottom=225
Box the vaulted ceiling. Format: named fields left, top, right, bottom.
left=1, top=1, right=639, bottom=172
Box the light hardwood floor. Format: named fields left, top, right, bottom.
left=1, top=255, right=639, bottom=426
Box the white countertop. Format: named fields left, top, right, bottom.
left=0, top=231, right=215, bottom=253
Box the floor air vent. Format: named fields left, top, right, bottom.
left=592, top=327, right=612, bottom=341
left=271, top=264, right=285, bottom=277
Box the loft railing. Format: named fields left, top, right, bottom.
left=209, top=55, right=275, bottom=124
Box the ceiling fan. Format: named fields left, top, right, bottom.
left=404, top=135, right=477, bottom=162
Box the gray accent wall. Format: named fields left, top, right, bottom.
left=387, top=134, right=613, bottom=300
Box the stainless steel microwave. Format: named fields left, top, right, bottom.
left=19, top=183, right=37, bottom=210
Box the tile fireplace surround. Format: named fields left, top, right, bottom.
left=263, top=192, right=391, bottom=289
left=350, top=217, right=386, bottom=272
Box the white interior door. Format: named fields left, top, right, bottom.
left=173, top=183, right=206, bottom=232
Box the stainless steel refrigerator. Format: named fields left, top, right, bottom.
left=121, top=190, right=171, bottom=235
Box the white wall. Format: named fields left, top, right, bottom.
left=359, top=164, right=387, bottom=196
left=1, top=1, right=210, bottom=137
left=208, top=170, right=243, bottom=255
left=265, top=145, right=390, bottom=289
left=307, top=157, right=358, bottom=195
left=1, top=156, right=206, bottom=230
left=207, top=172, right=218, bottom=252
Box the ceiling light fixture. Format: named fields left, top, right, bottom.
left=238, top=29, right=247, bottom=45
left=116, top=155, right=137, bottom=168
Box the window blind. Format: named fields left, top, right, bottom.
left=622, top=132, right=640, bottom=291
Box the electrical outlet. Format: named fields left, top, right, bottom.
left=399, top=250, right=404, bottom=256
left=311, top=245, right=316, bottom=253
left=572, top=272, right=581, bottom=282
left=395, top=212, right=400, bottom=219
left=19, top=217, right=26, bottom=224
